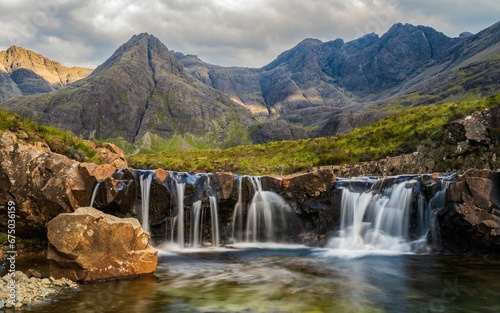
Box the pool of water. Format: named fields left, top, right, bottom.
left=19, top=245, right=500, bottom=313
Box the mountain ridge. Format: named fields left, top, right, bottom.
left=1, top=21, right=499, bottom=150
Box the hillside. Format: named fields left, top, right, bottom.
left=128, top=94, right=500, bottom=175
left=0, top=46, right=92, bottom=102
left=0, top=21, right=499, bottom=150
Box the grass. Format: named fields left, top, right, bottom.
left=0, top=110, right=103, bottom=164
left=128, top=94, right=500, bottom=175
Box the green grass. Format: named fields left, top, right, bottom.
left=128, top=94, right=500, bottom=175
left=0, top=110, right=103, bottom=163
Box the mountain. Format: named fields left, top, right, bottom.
left=0, top=46, right=92, bottom=102
left=177, top=21, right=500, bottom=136
left=0, top=34, right=253, bottom=149
left=1, top=21, right=499, bottom=149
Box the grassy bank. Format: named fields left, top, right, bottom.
left=0, top=110, right=102, bottom=164
left=128, top=94, right=500, bottom=175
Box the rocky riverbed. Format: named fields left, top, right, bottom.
left=0, top=270, right=78, bottom=310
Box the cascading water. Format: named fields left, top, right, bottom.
left=328, top=175, right=454, bottom=253
left=170, top=180, right=186, bottom=247
left=231, top=176, right=244, bottom=242
left=166, top=172, right=221, bottom=248
left=139, top=171, right=153, bottom=233
left=191, top=200, right=202, bottom=247
left=89, top=180, right=102, bottom=207
left=243, top=176, right=295, bottom=243
left=209, top=196, right=220, bottom=247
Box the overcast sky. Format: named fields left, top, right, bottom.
left=0, top=0, right=499, bottom=69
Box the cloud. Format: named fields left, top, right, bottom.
left=0, top=0, right=498, bottom=68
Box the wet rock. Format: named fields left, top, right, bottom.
left=47, top=207, right=158, bottom=282
left=213, top=172, right=234, bottom=200
left=438, top=169, right=500, bottom=256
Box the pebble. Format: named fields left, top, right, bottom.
left=0, top=270, right=79, bottom=309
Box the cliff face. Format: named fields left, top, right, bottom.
left=0, top=46, right=92, bottom=101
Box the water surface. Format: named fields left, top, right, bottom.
left=19, top=245, right=500, bottom=313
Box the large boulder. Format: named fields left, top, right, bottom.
left=47, top=207, right=158, bottom=282
left=438, top=169, right=500, bottom=256
left=0, top=131, right=130, bottom=239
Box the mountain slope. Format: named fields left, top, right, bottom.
left=0, top=46, right=92, bottom=102
left=0, top=34, right=254, bottom=149
left=1, top=21, right=499, bottom=148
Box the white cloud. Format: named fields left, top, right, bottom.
left=0, top=0, right=498, bottom=68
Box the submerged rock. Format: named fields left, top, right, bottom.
left=47, top=207, right=158, bottom=282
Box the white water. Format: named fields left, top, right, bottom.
left=231, top=176, right=244, bottom=242
left=328, top=178, right=416, bottom=253
left=209, top=196, right=220, bottom=247
left=170, top=181, right=186, bottom=247
left=191, top=200, right=202, bottom=248
left=90, top=181, right=102, bottom=207
left=244, top=176, right=293, bottom=243
left=139, top=173, right=153, bottom=233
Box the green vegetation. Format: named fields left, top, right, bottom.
left=128, top=94, right=500, bottom=175
left=0, top=110, right=103, bottom=163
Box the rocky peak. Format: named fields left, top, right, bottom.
left=0, top=45, right=92, bottom=86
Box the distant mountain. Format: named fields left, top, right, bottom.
left=1, top=21, right=499, bottom=149
left=177, top=21, right=500, bottom=136
left=0, top=34, right=254, bottom=149
left=0, top=46, right=92, bottom=102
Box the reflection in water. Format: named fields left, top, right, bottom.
left=23, top=247, right=500, bottom=313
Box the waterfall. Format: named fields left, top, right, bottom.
left=139, top=172, right=153, bottom=233
left=90, top=181, right=102, bottom=207
left=231, top=176, right=244, bottom=242
left=170, top=181, right=186, bottom=247
left=191, top=200, right=202, bottom=247
left=328, top=175, right=454, bottom=253
left=209, top=196, right=220, bottom=247
left=244, top=176, right=294, bottom=243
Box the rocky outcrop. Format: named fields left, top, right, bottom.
left=323, top=103, right=500, bottom=178
left=0, top=131, right=130, bottom=238
left=47, top=207, right=158, bottom=282
left=438, top=169, right=500, bottom=256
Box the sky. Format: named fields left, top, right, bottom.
left=0, top=0, right=499, bottom=69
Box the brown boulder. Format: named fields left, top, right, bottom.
left=0, top=131, right=86, bottom=237
left=263, top=168, right=336, bottom=199
left=95, top=143, right=128, bottom=168
left=438, top=169, right=500, bottom=256
left=47, top=207, right=157, bottom=282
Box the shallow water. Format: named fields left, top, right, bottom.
left=18, top=245, right=500, bottom=313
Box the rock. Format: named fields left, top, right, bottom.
left=47, top=207, right=158, bottom=282
left=25, top=269, right=42, bottom=279
left=213, top=172, right=234, bottom=200
left=95, top=143, right=128, bottom=168
left=0, top=131, right=127, bottom=239
left=438, top=169, right=500, bottom=256
left=0, top=272, right=79, bottom=308
left=263, top=168, right=336, bottom=199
